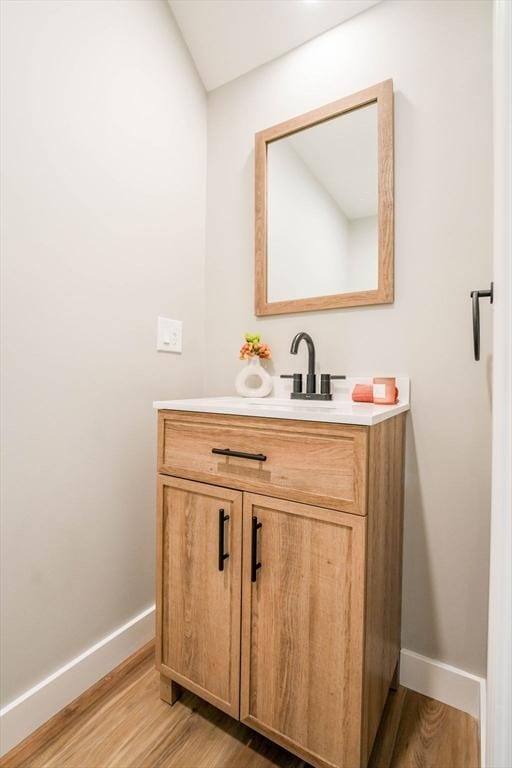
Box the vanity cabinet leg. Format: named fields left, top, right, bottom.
left=160, top=674, right=182, bottom=705
left=390, top=659, right=400, bottom=692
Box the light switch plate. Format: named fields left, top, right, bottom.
left=157, top=317, right=182, bottom=353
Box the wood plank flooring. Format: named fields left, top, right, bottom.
left=2, top=655, right=479, bottom=768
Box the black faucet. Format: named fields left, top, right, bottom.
left=281, top=332, right=346, bottom=401
left=290, top=332, right=317, bottom=394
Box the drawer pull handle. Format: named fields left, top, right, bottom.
left=218, top=508, right=230, bottom=571
left=251, top=516, right=262, bottom=582
left=212, top=448, right=267, bottom=462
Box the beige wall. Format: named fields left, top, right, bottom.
left=0, top=0, right=206, bottom=704
left=205, top=0, right=493, bottom=675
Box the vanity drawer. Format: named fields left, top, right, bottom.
left=158, top=411, right=368, bottom=515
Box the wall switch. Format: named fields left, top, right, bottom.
left=157, top=317, right=182, bottom=353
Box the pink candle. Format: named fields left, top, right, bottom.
left=373, top=377, right=398, bottom=404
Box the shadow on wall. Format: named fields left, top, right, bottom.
left=401, top=416, right=439, bottom=658
left=486, top=353, right=493, bottom=409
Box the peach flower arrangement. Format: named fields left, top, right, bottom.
left=239, top=332, right=272, bottom=360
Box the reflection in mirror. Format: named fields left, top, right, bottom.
left=267, top=102, right=378, bottom=303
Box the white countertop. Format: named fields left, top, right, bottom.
left=154, top=377, right=410, bottom=427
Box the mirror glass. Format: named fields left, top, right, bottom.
left=266, top=102, right=378, bottom=303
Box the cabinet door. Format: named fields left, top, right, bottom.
left=241, top=494, right=366, bottom=768
left=156, top=476, right=242, bottom=717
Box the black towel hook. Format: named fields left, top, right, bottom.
left=470, top=282, right=493, bottom=361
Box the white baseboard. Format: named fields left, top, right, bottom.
left=0, top=604, right=155, bottom=757
left=0, top=629, right=484, bottom=759
left=479, top=675, right=486, bottom=768
left=400, top=648, right=485, bottom=720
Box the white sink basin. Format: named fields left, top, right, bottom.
left=244, top=397, right=338, bottom=410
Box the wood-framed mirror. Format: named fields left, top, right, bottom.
left=254, top=79, right=394, bottom=316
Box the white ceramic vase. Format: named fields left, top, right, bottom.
left=235, top=356, right=272, bottom=398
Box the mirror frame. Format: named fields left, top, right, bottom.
left=254, top=79, right=394, bottom=316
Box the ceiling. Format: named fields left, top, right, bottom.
left=168, top=0, right=381, bottom=92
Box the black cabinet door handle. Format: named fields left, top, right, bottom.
left=470, top=282, right=493, bottom=361
left=212, top=447, right=267, bottom=462
left=251, top=516, right=262, bottom=582
left=218, top=508, right=229, bottom=571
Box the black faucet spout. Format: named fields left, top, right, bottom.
left=290, top=332, right=316, bottom=393
left=283, top=331, right=344, bottom=401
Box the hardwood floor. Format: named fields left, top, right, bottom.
left=2, top=655, right=479, bottom=768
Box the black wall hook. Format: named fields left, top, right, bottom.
left=470, top=282, right=493, bottom=361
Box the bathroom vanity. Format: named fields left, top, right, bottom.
left=153, top=77, right=402, bottom=768
left=154, top=388, right=408, bottom=768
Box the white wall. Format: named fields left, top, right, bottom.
left=205, top=0, right=492, bottom=675
left=0, top=0, right=206, bottom=707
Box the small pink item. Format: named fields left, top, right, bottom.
left=352, top=384, right=374, bottom=403
left=373, top=377, right=398, bottom=404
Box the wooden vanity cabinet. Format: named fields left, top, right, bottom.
left=156, top=410, right=406, bottom=768
left=156, top=477, right=242, bottom=718
left=241, top=494, right=366, bottom=768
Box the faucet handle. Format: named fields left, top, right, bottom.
left=280, top=373, right=303, bottom=394
left=320, top=373, right=346, bottom=396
